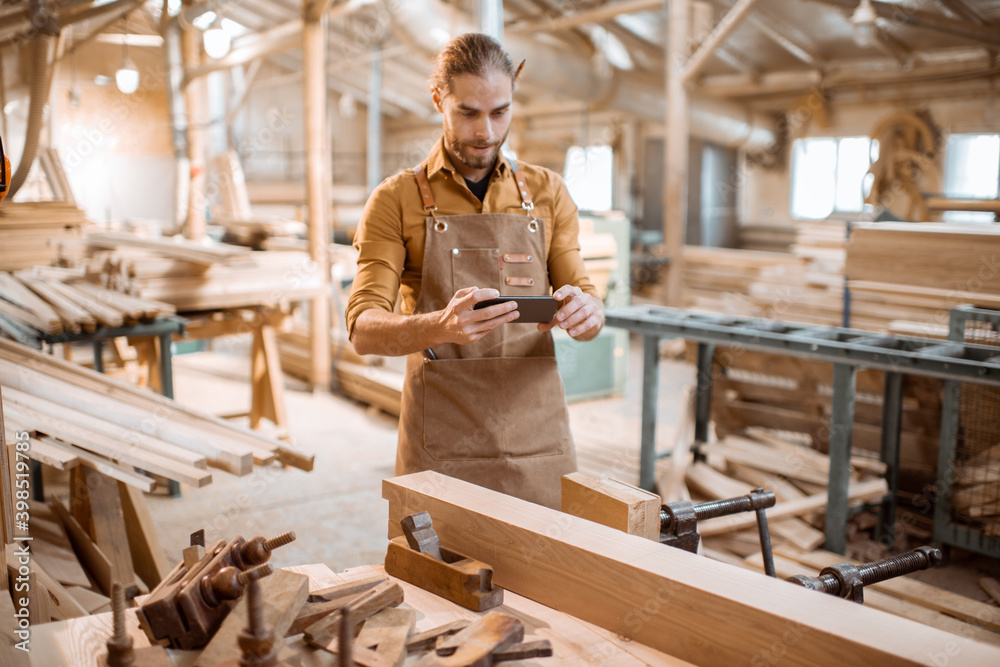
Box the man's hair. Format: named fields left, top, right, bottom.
left=428, top=33, right=522, bottom=96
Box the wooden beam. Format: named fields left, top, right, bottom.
left=182, top=0, right=208, bottom=241
left=118, top=482, right=171, bottom=590
left=69, top=467, right=137, bottom=591
left=663, top=0, right=689, bottom=307
left=682, top=0, right=764, bottom=86
left=303, top=3, right=332, bottom=388
left=506, top=0, right=661, bottom=33
left=381, top=472, right=994, bottom=665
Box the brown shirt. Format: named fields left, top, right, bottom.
left=346, top=138, right=598, bottom=336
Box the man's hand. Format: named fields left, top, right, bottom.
left=539, top=285, right=604, bottom=341
left=436, top=287, right=519, bottom=345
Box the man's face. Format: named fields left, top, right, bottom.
left=433, top=70, right=513, bottom=179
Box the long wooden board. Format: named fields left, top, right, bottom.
left=383, top=472, right=1000, bottom=666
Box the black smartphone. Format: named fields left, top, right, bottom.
left=473, top=296, right=559, bottom=323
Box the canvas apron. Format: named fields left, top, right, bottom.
left=396, top=160, right=577, bottom=509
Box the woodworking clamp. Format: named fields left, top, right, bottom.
left=660, top=488, right=777, bottom=577
left=786, top=546, right=943, bottom=603
left=138, top=530, right=295, bottom=649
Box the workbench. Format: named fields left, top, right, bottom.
left=28, top=562, right=685, bottom=666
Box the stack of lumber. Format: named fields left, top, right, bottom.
left=739, top=224, right=796, bottom=252
left=845, top=222, right=1000, bottom=333
left=691, top=343, right=942, bottom=481
left=682, top=222, right=846, bottom=326
left=951, top=443, right=1000, bottom=535
left=80, top=232, right=323, bottom=312
left=681, top=246, right=805, bottom=315
left=0, top=201, right=93, bottom=272
left=0, top=338, right=313, bottom=626
left=0, top=269, right=176, bottom=341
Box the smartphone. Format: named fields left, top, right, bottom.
left=473, top=296, right=559, bottom=323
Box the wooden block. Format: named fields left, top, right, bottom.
left=354, top=607, right=416, bottom=667
left=384, top=471, right=1000, bottom=666
left=65, top=586, right=111, bottom=614
left=195, top=569, right=309, bottom=666
left=561, top=472, right=661, bottom=540
left=28, top=603, right=153, bottom=667
left=311, top=574, right=387, bottom=601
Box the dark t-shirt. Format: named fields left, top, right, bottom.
left=464, top=175, right=490, bottom=202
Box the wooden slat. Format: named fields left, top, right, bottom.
left=382, top=472, right=988, bottom=666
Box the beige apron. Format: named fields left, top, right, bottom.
left=396, top=160, right=577, bottom=509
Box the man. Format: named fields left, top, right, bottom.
left=346, top=33, right=604, bottom=509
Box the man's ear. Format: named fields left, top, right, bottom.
left=431, top=88, right=443, bottom=113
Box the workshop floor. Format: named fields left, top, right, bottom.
left=140, top=334, right=1000, bottom=606
left=143, top=333, right=694, bottom=573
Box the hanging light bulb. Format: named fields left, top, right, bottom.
left=116, top=16, right=139, bottom=94
left=203, top=14, right=231, bottom=59
left=850, top=0, right=878, bottom=48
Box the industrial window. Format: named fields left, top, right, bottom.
left=790, top=137, right=873, bottom=220
left=564, top=145, right=613, bottom=212
left=942, top=134, right=1000, bottom=223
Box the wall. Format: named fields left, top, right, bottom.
left=43, top=40, right=172, bottom=225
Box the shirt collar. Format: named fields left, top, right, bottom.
left=425, top=136, right=509, bottom=180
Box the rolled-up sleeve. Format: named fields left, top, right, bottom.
left=345, top=179, right=408, bottom=338
left=544, top=171, right=599, bottom=300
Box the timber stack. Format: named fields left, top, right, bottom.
left=0, top=201, right=93, bottom=272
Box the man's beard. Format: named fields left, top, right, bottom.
left=446, top=127, right=509, bottom=173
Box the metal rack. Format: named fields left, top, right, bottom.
left=604, top=305, right=1000, bottom=554
left=933, top=305, right=1000, bottom=559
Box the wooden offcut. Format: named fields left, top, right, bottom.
left=561, top=472, right=661, bottom=540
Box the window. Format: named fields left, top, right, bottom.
left=564, top=145, right=613, bottom=212
left=790, top=137, right=874, bottom=220
left=943, top=134, right=1000, bottom=223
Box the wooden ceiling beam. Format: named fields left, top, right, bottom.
left=505, top=0, right=661, bottom=33
left=682, top=0, right=764, bottom=86
left=809, top=0, right=1000, bottom=46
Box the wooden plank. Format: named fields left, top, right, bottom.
left=25, top=599, right=153, bottom=666
left=0, top=387, right=14, bottom=546
left=64, top=586, right=111, bottom=614
left=24, top=501, right=90, bottom=588
left=118, top=482, right=171, bottom=590
left=0, top=338, right=288, bottom=470
left=659, top=385, right=694, bottom=502
left=382, top=471, right=989, bottom=666
left=2, top=403, right=210, bottom=488
left=561, top=473, right=661, bottom=540
left=0, top=360, right=250, bottom=476
left=4, top=545, right=88, bottom=622
left=85, top=231, right=253, bottom=265
left=16, top=274, right=94, bottom=333
left=981, top=577, right=1000, bottom=606
left=194, top=569, right=309, bottom=667
left=0, top=272, right=63, bottom=333
left=70, top=466, right=137, bottom=592
left=39, top=279, right=124, bottom=328
left=50, top=496, right=113, bottom=596
left=2, top=384, right=207, bottom=469
left=780, top=548, right=1000, bottom=634
left=23, top=436, right=79, bottom=471
left=34, top=436, right=154, bottom=492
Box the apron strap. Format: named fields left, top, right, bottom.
left=507, top=158, right=535, bottom=212
left=413, top=157, right=535, bottom=213
left=413, top=162, right=437, bottom=212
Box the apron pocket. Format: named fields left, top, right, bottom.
left=501, top=356, right=572, bottom=458
left=422, top=357, right=506, bottom=461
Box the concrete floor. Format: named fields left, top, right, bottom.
left=144, top=333, right=694, bottom=572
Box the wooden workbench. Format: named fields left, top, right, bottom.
left=28, top=562, right=686, bottom=666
